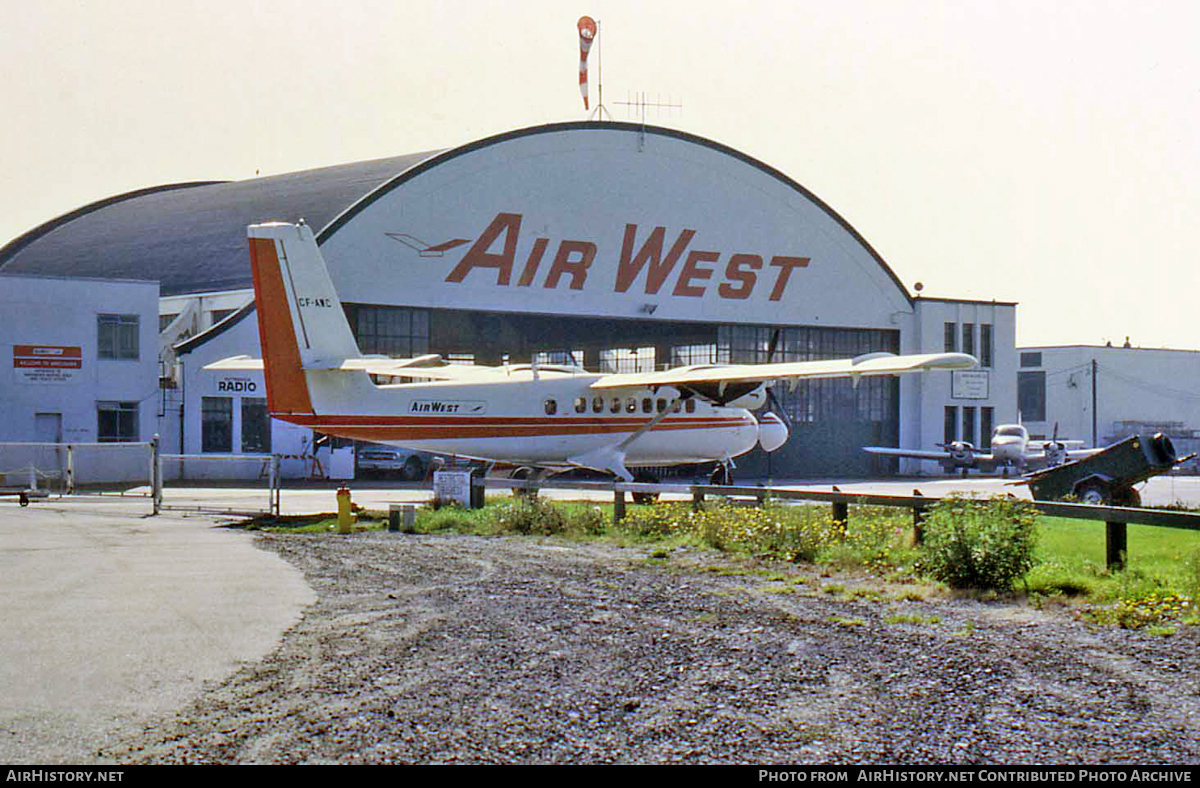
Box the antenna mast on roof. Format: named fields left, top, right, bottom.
left=615, top=91, right=683, bottom=150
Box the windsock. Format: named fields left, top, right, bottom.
left=578, top=16, right=596, bottom=110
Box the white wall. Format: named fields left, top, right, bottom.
left=898, top=298, right=1018, bottom=474
left=1018, top=345, right=1200, bottom=455
left=0, top=274, right=159, bottom=484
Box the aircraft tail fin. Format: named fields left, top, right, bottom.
left=247, top=221, right=362, bottom=415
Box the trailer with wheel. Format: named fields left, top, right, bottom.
left=1024, top=432, right=1191, bottom=506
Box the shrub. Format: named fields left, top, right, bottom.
left=917, top=495, right=1039, bottom=591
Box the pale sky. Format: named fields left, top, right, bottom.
left=2, top=0, right=1197, bottom=348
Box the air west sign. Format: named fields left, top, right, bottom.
left=435, top=212, right=810, bottom=303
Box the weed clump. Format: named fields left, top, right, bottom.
left=619, top=500, right=838, bottom=562
left=916, top=495, right=1039, bottom=591
left=491, top=497, right=607, bottom=537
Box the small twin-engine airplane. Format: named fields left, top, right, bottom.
left=209, top=221, right=978, bottom=484
left=864, top=423, right=1098, bottom=476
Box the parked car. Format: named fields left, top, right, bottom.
left=356, top=448, right=426, bottom=481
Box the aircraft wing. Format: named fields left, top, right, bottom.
left=337, top=356, right=503, bottom=381
left=864, top=446, right=957, bottom=461
left=863, top=446, right=997, bottom=462
left=205, top=353, right=501, bottom=381
left=1024, top=447, right=1104, bottom=462
left=590, top=351, right=977, bottom=390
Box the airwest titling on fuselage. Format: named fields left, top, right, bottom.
left=207, top=222, right=978, bottom=482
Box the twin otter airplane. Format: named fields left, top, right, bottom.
left=210, top=222, right=978, bottom=483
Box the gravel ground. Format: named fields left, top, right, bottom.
left=107, top=532, right=1200, bottom=765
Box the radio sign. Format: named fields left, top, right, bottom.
left=14, top=345, right=82, bottom=384
left=217, top=377, right=259, bottom=393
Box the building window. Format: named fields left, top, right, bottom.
left=716, top=325, right=899, bottom=426
left=202, top=396, right=233, bottom=452
left=944, top=322, right=957, bottom=352
left=98, top=314, right=139, bottom=359
left=1020, top=352, right=1042, bottom=368
left=97, top=401, right=138, bottom=442
left=241, top=397, right=271, bottom=453
left=962, top=406, right=976, bottom=447
left=351, top=305, right=430, bottom=357
left=962, top=324, right=975, bottom=358
left=980, top=324, right=993, bottom=368
left=1018, top=371, right=1047, bottom=422
left=981, top=407, right=994, bottom=450
left=944, top=406, right=957, bottom=444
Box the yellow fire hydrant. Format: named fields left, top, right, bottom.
left=336, top=486, right=354, bottom=533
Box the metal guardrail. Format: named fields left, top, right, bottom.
left=478, top=477, right=1200, bottom=570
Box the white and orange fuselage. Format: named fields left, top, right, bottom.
left=274, top=370, right=763, bottom=469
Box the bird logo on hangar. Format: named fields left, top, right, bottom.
left=386, top=211, right=810, bottom=302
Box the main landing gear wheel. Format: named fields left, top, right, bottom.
left=510, top=467, right=538, bottom=498
left=709, top=464, right=733, bottom=486
left=631, top=471, right=660, bottom=505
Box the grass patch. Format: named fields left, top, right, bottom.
left=883, top=613, right=942, bottom=626
left=239, top=512, right=387, bottom=533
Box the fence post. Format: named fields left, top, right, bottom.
left=151, top=435, right=162, bottom=515
left=613, top=489, right=626, bottom=524
left=831, top=500, right=849, bottom=528
left=1105, top=520, right=1127, bottom=571
left=271, top=454, right=282, bottom=517
left=692, top=488, right=706, bottom=510
left=66, top=445, right=75, bottom=495
left=912, top=505, right=927, bottom=546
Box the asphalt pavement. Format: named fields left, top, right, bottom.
left=0, top=498, right=315, bottom=764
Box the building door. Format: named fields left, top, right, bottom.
left=35, top=412, right=62, bottom=443
left=34, top=412, right=64, bottom=479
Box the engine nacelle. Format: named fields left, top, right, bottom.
left=726, top=385, right=768, bottom=410
left=757, top=412, right=789, bottom=452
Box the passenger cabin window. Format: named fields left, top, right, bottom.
left=685, top=400, right=696, bottom=413
left=592, top=396, right=604, bottom=413
left=626, top=397, right=637, bottom=413
left=574, top=397, right=587, bottom=414
left=610, top=398, right=621, bottom=414
left=642, top=398, right=652, bottom=414
left=657, top=398, right=668, bottom=413
left=544, top=399, right=557, bottom=415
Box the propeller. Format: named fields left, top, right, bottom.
left=763, top=328, right=793, bottom=430
left=936, top=440, right=975, bottom=464
left=1044, top=422, right=1066, bottom=466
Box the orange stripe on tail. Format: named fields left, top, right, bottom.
left=248, top=236, right=315, bottom=416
